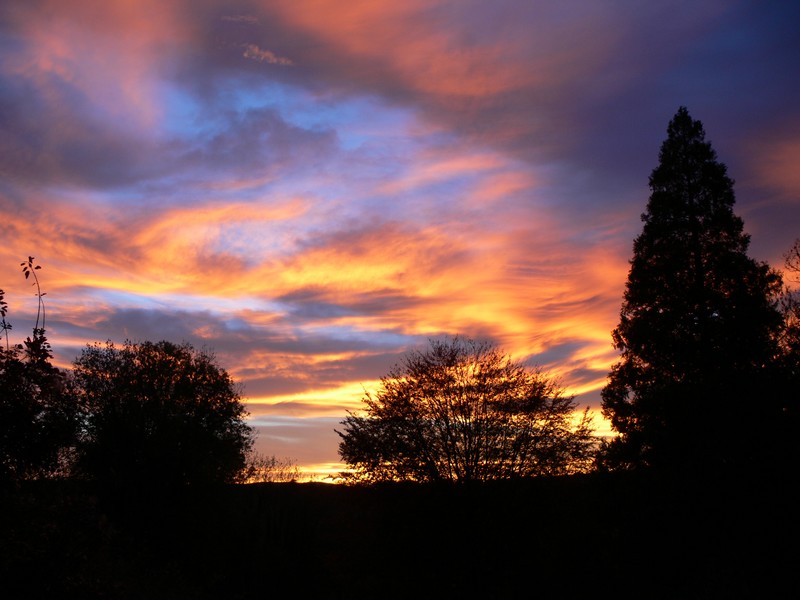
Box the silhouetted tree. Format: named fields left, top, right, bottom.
left=1, top=347, right=76, bottom=482
left=72, top=340, right=254, bottom=488
left=777, top=239, right=800, bottom=442
left=781, top=238, right=800, bottom=355
left=338, top=337, right=595, bottom=483
left=601, top=107, right=785, bottom=470
left=1, top=260, right=77, bottom=483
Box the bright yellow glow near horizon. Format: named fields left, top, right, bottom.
left=246, top=380, right=382, bottom=416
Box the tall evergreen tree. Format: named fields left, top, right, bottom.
left=601, top=107, right=784, bottom=470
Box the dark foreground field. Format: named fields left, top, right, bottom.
left=2, top=469, right=796, bottom=599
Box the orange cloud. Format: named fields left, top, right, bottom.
left=755, top=135, right=800, bottom=202
left=269, top=0, right=621, bottom=112
left=378, top=151, right=506, bottom=195
left=271, top=1, right=524, bottom=99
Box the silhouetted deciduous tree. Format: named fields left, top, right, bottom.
left=73, top=340, right=254, bottom=488
left=777, top=239, right=800, bottom=442
left=1, top=260, right=77, bottom=483
left=0, top=347, right=76, bottom=482
left=601, top=107, right=785, bottom=470
left=781, top=238, right=800, bottom=355
left=337, top=336, right=595, bottom=483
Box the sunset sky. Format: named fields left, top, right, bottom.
left=2, top=1, right=799, bottom=478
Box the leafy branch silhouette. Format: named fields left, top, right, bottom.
left=19, top=257, right=52, bottom=362
left=0, top=287, right=12, bottom=351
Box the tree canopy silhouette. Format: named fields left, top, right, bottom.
left=601, top=107, right=785, bottom=470
left=73, top=340, right=254, bottom=488
left=778, top=239, right=800, bottom=442
left=337, top=336, right=595, bottom=483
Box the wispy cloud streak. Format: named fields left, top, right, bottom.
left=242, top=44, right=293, bottom=66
